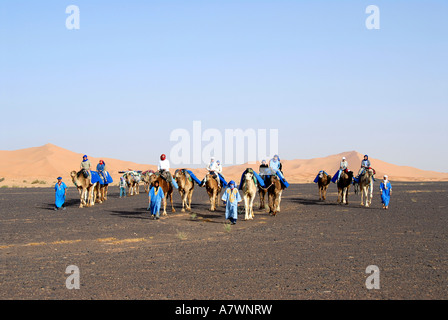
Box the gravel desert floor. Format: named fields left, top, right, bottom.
left=1, top=182, right=447, bottom=300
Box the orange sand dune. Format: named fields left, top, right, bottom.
left=0, top=144, right=447, bottom=188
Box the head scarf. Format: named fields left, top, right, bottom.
left=83, top=155, right=88, bottom=161
left=364, top=155, right=369, bottom=160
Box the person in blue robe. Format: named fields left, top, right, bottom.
left=221, top=180, right=242, bottom=224
left=147, top=181, right=165, bottom=219
left=379, top=175, right=392, bottom=209
left=54, top=177, right=67, bottom=211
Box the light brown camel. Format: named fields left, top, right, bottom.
left=241, top=168, right=257, bottom=220
left=70, top=170, right=97, bottom=208
left=141, top=170, right=154, bottom=193
left=149, top=171, right=175, bottom=215
left=357, top=168, right=375, bottom=207
left=124, top=171, right=141, bottom=196
left=267, top=175, right=286, bottom=216
left=94, top=183, right=108, bottom=203
left=203, top=173, right=222, bottom=211
left=258, top=179, right=268, bottom=210
left=317, top=171, right=332, bottom=201
left=337, top=170, right=354, bottom=205
left=174, top=169, right=195, bottom=212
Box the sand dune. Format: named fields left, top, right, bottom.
left=0, top=144, right=447, bottom=188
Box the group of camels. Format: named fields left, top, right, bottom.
left=69, top=165, right=375, bottom=218
left=69, top=167, right=286, bottom=219
left=316, top=168, right=375, bottom=207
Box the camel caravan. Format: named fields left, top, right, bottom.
left=68, top=153, right=385, bottom=218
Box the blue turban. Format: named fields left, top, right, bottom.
left=57, top=177, right=62, bottom=180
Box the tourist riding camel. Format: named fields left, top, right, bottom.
left=158, top=154, right=178, bottom=189
left=356, top=155, right=371, bottom=179
left=80, top=155, right=91, bottom=178
left=201, top=157, right=226, bottom=187
left=96, top=160, right=108, bottom=183
left=331, top=156, right=349, bottom=183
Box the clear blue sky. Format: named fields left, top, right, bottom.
left=1, top=1, right=447, bottom=171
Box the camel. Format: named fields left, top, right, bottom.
left=203, top=173, right=222, bottom=211
left=266, top=175, right=286, bottom=216
left=124, top=171, right=141, bottom=196
left=174, top=169, right=195, bottom=212
left=149, top=171, right=175, bottom=215
left=258, top=178, right=268, bottom=210
left=241, top=169, right=257, bottom=220
left=357, top=168, right=375, bottom=207
left=317, top=171, right=332, bottom=201
left=141, top=170, right=155, bottom=193
left=94, top=182, right=108, bottom=203
left=70, top=170, right=97, bottom=208
left=337, top=170, right=354, bottom=205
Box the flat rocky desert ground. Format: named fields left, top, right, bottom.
left=1, top=182, right=447, bottom=300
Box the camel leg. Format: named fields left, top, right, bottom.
left=360, top=187, right=365, bottom=206
left=249, top=194, right=255, bottom=219
left=244, top=196, right=249, bottom=220
left=323, top=186, right=327, bottom=201
left=171, top=192, right=176, bottom=213
left=180, top=190, right=186, bottom=212
left=187, top=189, right=193, bottom=211
left=268, top=193, right=274, bottom=214
left=319, top=186, right=322, bottom=201
left=259, top=191, right=264, bottom=210
left=162, top=197, right=167, bottom=216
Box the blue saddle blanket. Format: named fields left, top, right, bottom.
left=260, top=172, right=289, bottom=188
left=186, top=170, right=202, bottom=185
left=238, top=169, right=266, bottom=190
left=314, top=171, right=329, bottom=183
left=91, top=171, right=113, bottom=185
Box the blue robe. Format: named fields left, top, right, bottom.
left=54, top=182, right=67, bottom=208
left=380, top=181, right=392, bottom=207
left=221, top=187, right=242, bottom=220
left=148, top=187, right=165, bottom=216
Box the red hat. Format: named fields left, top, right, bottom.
left=99, top=160, right=104, bottom=164
left=160, top=154, right=166, bottom=160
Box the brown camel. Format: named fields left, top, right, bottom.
left=149, top=171, right=175, bottom=215
left=357, top=168, right=375, bottom=207
left=337, top=170, right=354, bottom=205
left=141, top=170, right=155, bottom=193
left=266, top=175, right=286, bottom=216
left=258, top=179, right=268, bottom=210
left=124, top=171, right=141, bottom=196
left=70, top=170, right=97, bottom=208
left=203, top=173, right=222, bottom=211
left=174, top=169, right=195, bottom=212
left=241, top=169, right=257, bottom=220
left=94, top=183, right=108, bottom=203
left=317, top=171, right=332, bottom=201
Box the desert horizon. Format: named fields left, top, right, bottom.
left=0, top=143, right=447, bottom=188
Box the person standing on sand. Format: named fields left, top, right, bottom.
left=119, top=176, right=127, bottom=198
left=54, top=177, right=67, bottom=211
left=147, top=180, right=165, bottom=219
left=379, top=175, right=392, bottom=210
left=221, top=180, right=242, bottom=225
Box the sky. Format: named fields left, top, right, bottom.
left=0, top=0, right=447, bottom=171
